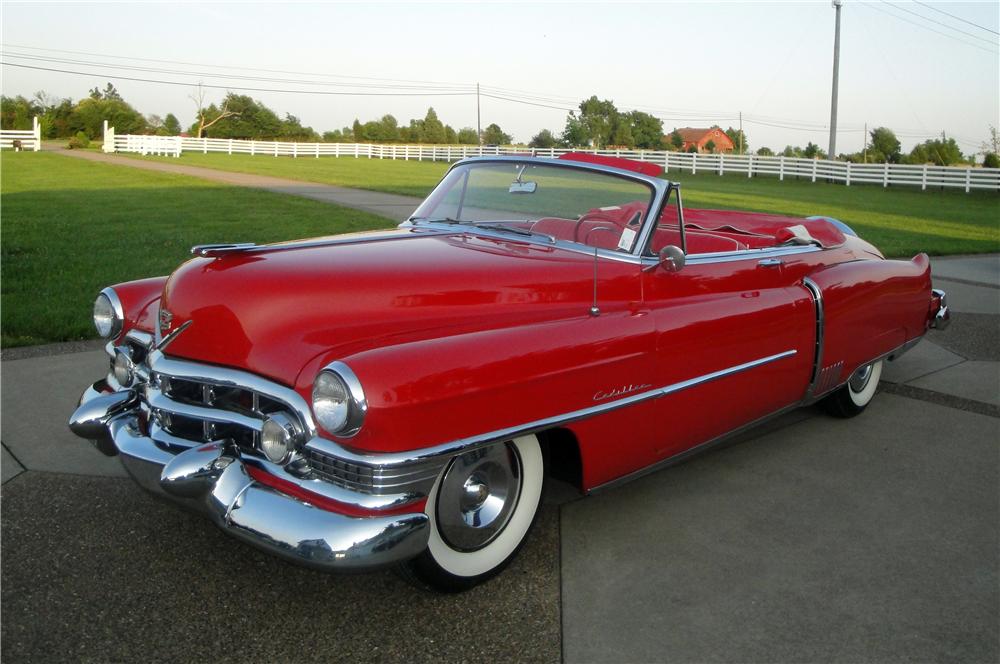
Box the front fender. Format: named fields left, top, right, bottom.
left=301, top=310, right=657, bottom=454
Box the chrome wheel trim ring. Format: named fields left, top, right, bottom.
left=436, top=443, right=523, bottom=552
left=849, top=363, right=874, bottom=393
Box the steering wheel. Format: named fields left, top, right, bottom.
left=573, top=213, right=618, bottom=243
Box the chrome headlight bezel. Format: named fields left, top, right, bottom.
left=311, top=362, right=367, bottom=437
left=93, top=287, right=124, bottom=339
left=260, top=412, right=303, bottom=464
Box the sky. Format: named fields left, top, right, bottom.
left=1, top=1, right=998, bottom=155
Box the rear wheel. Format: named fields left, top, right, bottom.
left=821, top=360, right=883, bottom=418
left=399, top=435, right=544, bottom=592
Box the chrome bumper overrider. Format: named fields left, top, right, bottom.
left=931, top=288, right=950, bottom=330
left=70, top=384, right=429, bottom=572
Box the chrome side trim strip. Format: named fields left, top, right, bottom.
left=801, top=277, right=824, bottom=399
left=305, top=349, right=798, bottom=468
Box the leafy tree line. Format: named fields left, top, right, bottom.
left=4, top=84, right=996, bottom=165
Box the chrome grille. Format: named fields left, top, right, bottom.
left=304, top=447, right=443, bottom=496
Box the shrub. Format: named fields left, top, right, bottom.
left=67, top=131, right=90, bottom=149
left=983, top=152, right=1000, bottom=169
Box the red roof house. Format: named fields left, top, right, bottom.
left=669, top=127, right=735, bottom=154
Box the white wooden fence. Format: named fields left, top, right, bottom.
left=0, top=116, right=41, bottom=151
left=103, top=124, right=1000, bottom=193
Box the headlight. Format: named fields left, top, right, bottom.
left=93, top=288, right=123, bottom=339
left=113, top=347, right=134, bottom=387
left=260, top=413, right=301, bottom=464
left=312, top=363, right=367, bottom=436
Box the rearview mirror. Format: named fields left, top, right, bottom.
left=657, top=245, right=685, bottom=273
left=508, top=181, right=537, bottom=194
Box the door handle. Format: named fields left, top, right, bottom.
left=758, top=258, right=783, bottom=268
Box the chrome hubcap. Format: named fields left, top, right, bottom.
left=849, top=364, right=874, bottom=392
left=436, top=443, right=522, bottom=552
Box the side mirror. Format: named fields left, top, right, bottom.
left=657, top=245, right=685, bottom=272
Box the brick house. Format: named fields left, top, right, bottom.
left=669, top=127, right=735, bottom=154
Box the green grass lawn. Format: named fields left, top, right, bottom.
left=124, top=152, right=999, bottom=257
left=0, top=152, right=393, bottom=347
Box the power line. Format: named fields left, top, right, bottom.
left=861, top=2, right=999, bottom=54
left=878, top=0, right=997, bottom=46
left=911, top=0, right=999, bottom=36
left=0, top=51, right=473, bottom=92
left=0, top=62, right=476, bottom=97
left=0, top=42, right=473, bottom=88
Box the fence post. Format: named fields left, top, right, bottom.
left=921, top=164, right=928, bottom=190
left=293, top=142, right=297, bottom=158
left=273, top=142, right=278, bottom=157
left=174, top=136, right=181, bottom=157
left=718, top=153, right=724, bottom=176
left=251, top=140, right=256, bottom=156
left=747, top=154, right=753, bottom=178
left=845, top=162, right=851, bottom=186
left=315, top=142, right=319, bottom=158
left=32, top=116, right=40, bottom=151
left=811, top=159, right=817, bottom=183
left=883, top=162, right=889, bottom=188
left=692, top=153, right=697, bottom=175
left=779, top=156, right=785, bottom=181
left=203, top=138, right=207, bottom=155
left=965, top=167, right=971, bottom=193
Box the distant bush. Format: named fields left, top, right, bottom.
left=67, top=131, right=90, bottom=149
left=983, top=152, right=999, bottom=169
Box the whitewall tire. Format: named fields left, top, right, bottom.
left=398, top=435, right=544, bottom=592
left=822, top=360, right=883, bottom=418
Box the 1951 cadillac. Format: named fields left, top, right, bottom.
left=69, top=153, right=949, bottom=592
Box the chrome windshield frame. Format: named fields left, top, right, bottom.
left=404, top=156, right=672, bottom=261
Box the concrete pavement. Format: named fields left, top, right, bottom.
left=47, top=147, right=425, bottom=221
left=2, top=255, right=997, bottom=662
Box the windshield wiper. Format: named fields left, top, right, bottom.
left=408, top=216, right=463, bottom=224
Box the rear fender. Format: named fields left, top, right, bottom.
left=806, top=254, right=931, bottom=392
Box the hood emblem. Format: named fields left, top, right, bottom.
left=159, top=308, right=174, bottom=334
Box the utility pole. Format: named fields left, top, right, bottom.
left=863, top=122, right=868, bottom=163
left=738, top=111, right=743, bottom=155
left=476, top=82, right=482, bottom=148
left=828, top=0, right=843, bottom=159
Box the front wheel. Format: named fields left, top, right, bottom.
left=821, top=360, right=883, bottom=418
left=398, top=435, right=544, bottom=592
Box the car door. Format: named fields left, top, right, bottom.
left=640, top=249, right=816, bottom=461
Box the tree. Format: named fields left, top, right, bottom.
left=146, top=114, right=165, bottom=135
left=482, top=123, right=512, bottom=145
left=529, top=129, right=558, bottom=148
left=905, top=134, right=964, bottom=166
left=0, top=95, right=42, bottom=129
left=725, top=127, right=748, bottom=154
left=803, top=142, right=821, bottom=159
left=70, top=95, right=146, bottom=138
left=163, top=113, right=181, bottom=135
left=189, top=85, right=239, bottom=138
left=575, top=96, right=618, bottom=149
left=984, top=152, right=1000, bottom=168
left=624, top=111, right=663, bottom=149
left=609, top=121, right=634, bottom=148
left=756, top=146, right=774, bottom=156
left=352, top=119, right=365, bottom=142
left=668, top=129, right=683, bottom=151
left=457, top=127, right=479, bottom=144
left=981, top=125, right=999, bottom=164
left=704, top=140, right=717, bottom=153
left=869, top=127, right=901, bottom=163
left=444, top=125, right=457, bottom=144
left=422, top=108, right=446, bottom=143
left=561, top=112, right=589, bottom=147
left=89, top=83, right=122, bottom=101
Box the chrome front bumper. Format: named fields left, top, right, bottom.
left=70, top=384, right=430, bottom=573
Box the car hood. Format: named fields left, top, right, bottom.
left=160, top=229, right=603, bottom=386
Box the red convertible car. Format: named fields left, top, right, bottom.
left=70, top=154, right=949, bottom=591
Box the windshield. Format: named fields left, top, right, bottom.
left=410, top=161, right=657, bottom=254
